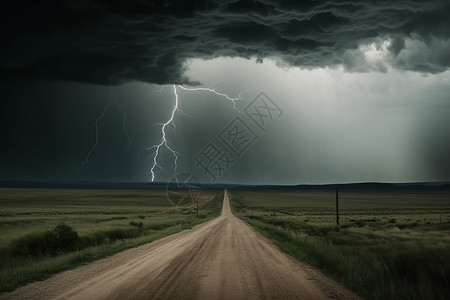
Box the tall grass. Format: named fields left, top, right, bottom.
left=0, top=222, right=199, bottom=292
left=243, top=216, right=450, bottom=300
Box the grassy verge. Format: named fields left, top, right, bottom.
left=0, top=188, right=223, bottom=293
left=0, top=222, right=199, bottom=292
left=230, top=189, right=450, bottom=300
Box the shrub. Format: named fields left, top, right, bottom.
left=11, top=233, right=47, bottom=257
left=51, top=224, right=79, bottom=253
left=11, top=224, right=79, bottom=257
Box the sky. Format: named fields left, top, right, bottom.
left=1, top=0, right=450, bottom=184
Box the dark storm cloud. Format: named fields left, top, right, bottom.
left=1, top=0, right=449, bottom=85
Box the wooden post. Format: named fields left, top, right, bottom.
left=196, top=201, right=199, bottom=218
left=273, top=210, right=276, bottom=219
left=336, top=187, right=339, bottom=227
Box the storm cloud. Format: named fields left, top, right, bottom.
left=2, top=0, right=450, bottom=85
left=1, top=0, right=450, bottom=184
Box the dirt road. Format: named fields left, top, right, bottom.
left=3, top=190, right=361, bottom=300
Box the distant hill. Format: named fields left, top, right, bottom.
left=235, top=182, right=450, bottom=192
left=1, top=180, right=449, bottom=191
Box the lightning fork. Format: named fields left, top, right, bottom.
left=146, top=85, right=180, bottom=181
left=177, top=85, right=251, bottom=112
left=146, top=84, right=251, bottom=181
left=82, top=89, right=131, bottom=165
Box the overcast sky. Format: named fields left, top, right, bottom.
left=1, top=0, right=449, bottom=184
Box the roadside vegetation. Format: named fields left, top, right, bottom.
left=0, top=188, right=223, bottom=293
left=230, top=189, right=450, bottom=300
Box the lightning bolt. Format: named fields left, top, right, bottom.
left=142, top=85, right=164, bottom=102
left=146, top=84, right=251, bottom=181
left=82, top=89, right=131, bottom=165
left=146, top=85, right=180, bottom=181
left=178, top=85, right=250, bottom=112
left=116, top=97, right=131, bottom=149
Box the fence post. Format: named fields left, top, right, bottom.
left=336, top=187, right=340, bottom=228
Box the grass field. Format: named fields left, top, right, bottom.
left=229, top=188, right=450, bottom=300
left=0, top=188, right=223, bottom=292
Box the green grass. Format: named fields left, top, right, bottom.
left=230, top=188, right=450, bottom=300
left=0, top=188, right=223, bottom=293
left=0, top=222, right=200, bottom=292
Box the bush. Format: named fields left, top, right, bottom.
left=11, top=233, right=48, bottom=257
left=51, top=224, right=79, bottom=253
left=12, top=224, right=79, bottom=257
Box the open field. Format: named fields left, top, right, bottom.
left=2, top=190, right=359, bottom=300
left=0, top=188, right=223, bottom=292
left=229, top=188, right=450, bottom=300
left=2, top=186, right=449, bottom=299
